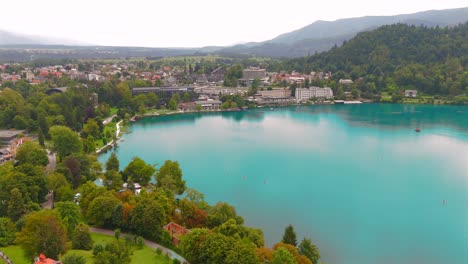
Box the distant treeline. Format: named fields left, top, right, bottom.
left=281, top=23, right=468, bottom=99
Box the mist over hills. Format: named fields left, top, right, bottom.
left=0, top=7, right=467, bottom=61
left=0, top=30, right=89, bottom=46
left=218, top=7, right=468, bottom=57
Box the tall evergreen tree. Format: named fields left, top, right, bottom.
left=7, top=188, right=25, bottom=222
left=38, top=127, right=45, bottom=147
left=281, top=224, right=297, bottom=246
left=298, top=238, right=320, bottom=264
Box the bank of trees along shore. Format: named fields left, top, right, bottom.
left=0, top=130, right=321, bottom=263
left=281, top=23, right=468, bottom=102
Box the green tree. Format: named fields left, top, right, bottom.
left=94, top=240, right=132, bottom=264
left=122, top=157, right=155, bottom=186
left=168, top=98, right=178, bottom=110
left=185, top=188, right=205, bottom=206
left=207, top=202, right=243, bottom=228
left=46, top=172, right=68, bottom=192
left=49, top=125, right=83, bottom=161
left=282, top=224, right=298, bottom=246
left=0, top=217, right=16, bottom=246
left=172, top=93, right=181, bottom=104
left=130, top=199, right=166, bottom=242
left=16, top=210, right=68, bottom=260
left=179, top=228, right=210, bottom=264
left=105, top=170, right=124, bottom=191
left=87, top=196, right=121, bottom=226
left=224, top=65, right=243, bottom=87
left=55, top=185, right=74, bottom=202
left=272, top=247, right=296, bottom=264
left=62, top=253, right=86, bottom=264
left=216, top=219, right=264, bottom=247
left=54, top=202, right=81, bottom=238
left=156, top=160, right=186, bottom=195
left=106, top=152, right=120, bottom=172
left=38, top=127, right=45, bottom=146
left=15, top=141, right=48, bottom=166
left=86, top=135, right=96, bottom=154
left=7, top=188, right=25, bottom=222
left=183, top=92, right=191, bottom=102
left=251, top=78, right=260, bottom=91
left=225, top=240, right=259, bottom=264
left=195, top=104, right=202, bottom=112
left=38, top=113, right=49, bottom=139
left=298, top=238, right=320, bottom=264
left=72, top=223, right=93, bottom=250
left=82, top=119, right=100, bottom=139
left=351, top=88, right=361, bottom=99
left=199, top=232, right=233, bottom=264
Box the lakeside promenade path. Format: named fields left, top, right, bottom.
left=96, top=120, right=123, bottom=154
left=89, top=227, right=188, bottom=264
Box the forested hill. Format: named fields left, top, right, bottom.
left=283, top=23, right=468, bottom=98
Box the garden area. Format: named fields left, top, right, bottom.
left=0, top=233, right=174, bottom=264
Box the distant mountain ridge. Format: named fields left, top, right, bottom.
left=0, top=30, right=89, bottom=46
left=218, top=7, right=468, bottom=57
left=0, top=7, right=467, bottom=60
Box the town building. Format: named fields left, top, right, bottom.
left=339, top=79, right=354, bottom=85
left=405, top=90, right=418, bottom=97
left=34, top=254, right=60, bottom=264
left=243, top=67, right=266, bottom=80
left=194, top=100, right=222, bottom=110
left=0, top=148, right=12, bottom=164
left=26, top=72, right=35, bottom=81
left=295, top=87, right=333, bottom=101
left=163, top=222, right=190, bottom=246
left=207, top=67, right=226, bottom=83
left=132, top=86, right=195, bottom=97
left=259, top=89, right=290, bottom=98
left=0, top=130, right=25, bottom=147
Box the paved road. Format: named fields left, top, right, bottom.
left=103, top=114, right=117, bottom=125
left=89, top=227, right=189, bottom=263
left=41, top=191, right=54, bottom=209
left=45, top=150, right=56, bottom=174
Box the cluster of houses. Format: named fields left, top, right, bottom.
left=0, top=130, right=30, bottom=165
left=0, top=62, right=332, bottom=89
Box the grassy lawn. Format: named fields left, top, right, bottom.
left=0, top=245, right=30, bottom=264
left=110, top=107, right=119, bottom=115
left=96, top=121, right=117, bottom=149
left=62, top=249, right=94, bottom=263
left=91, top=233, right=115, bottom=245
left=144, top=109, right=180, bottom=115
left=1, top=233, right=172, bottom=264
left=132, top=247, right=172, bottom=264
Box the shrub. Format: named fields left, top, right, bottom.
left=62, top=254, right=86, bottom=264
left=93, top=244, right=104, bottom=256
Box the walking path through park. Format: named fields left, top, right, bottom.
left=96, top=120, right=123, bottom=154
left=102, top=114, right=117, bottom=125
left=41, top=191, right=54, bottom=209
left=89, top=227, right=188, bottom=263
left=0, top=250, right=13, bottom=264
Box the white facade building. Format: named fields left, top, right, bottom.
left=295, top=86, right=333, bottom=101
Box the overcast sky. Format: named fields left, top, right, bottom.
left=1, top=0, right=467, bottom=47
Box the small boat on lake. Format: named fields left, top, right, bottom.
left=415, top=128, right=421, bottom=132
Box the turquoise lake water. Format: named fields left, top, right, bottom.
left=99, top=104, right=468, bottom=264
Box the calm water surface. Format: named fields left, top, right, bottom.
left=99, top=104, right=468, bottom=264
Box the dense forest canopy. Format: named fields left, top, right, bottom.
left=282, top=23, right=468, bottom=99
